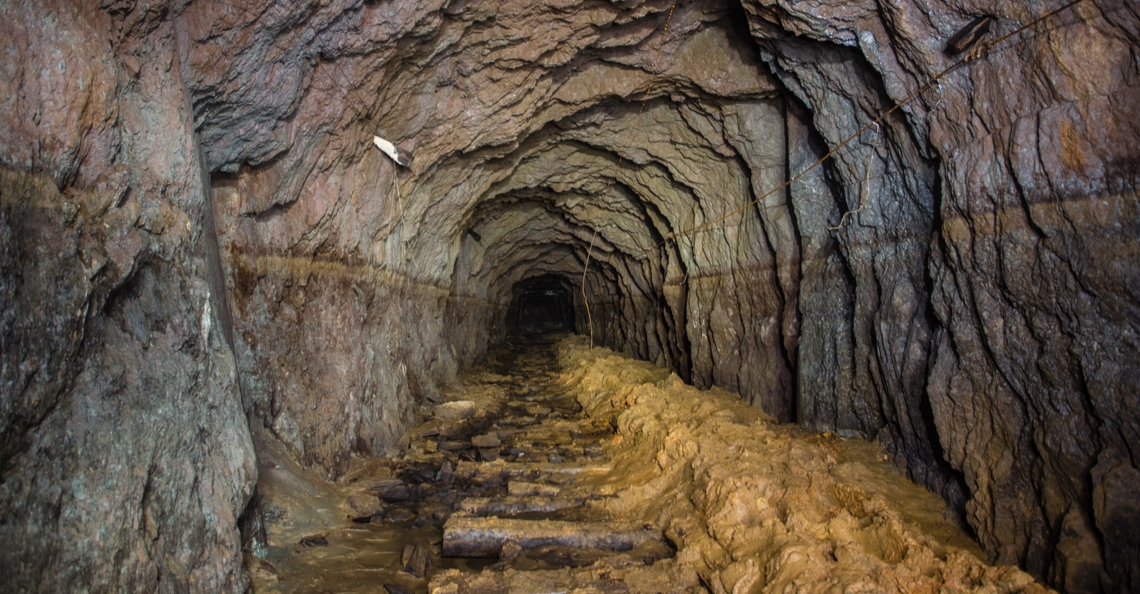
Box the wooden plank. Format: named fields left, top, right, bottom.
left=456, top=461, right=610, bottom=477
left=457, top=496, right=584, bottom=516
left=507, top=481, right=562, bottom=496
left=442, top=516, right=664, bottom=557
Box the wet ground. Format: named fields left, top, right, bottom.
left=248, top=334, right=1051, bottom=594
left=251, top=335, right=680, bottom=593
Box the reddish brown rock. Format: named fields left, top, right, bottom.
left=1, top=2, right=256, bottom=592
left=2, top=0, right=1136, bottom=591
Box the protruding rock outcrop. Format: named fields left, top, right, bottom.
left=2, top=0, right=1136, bottom=591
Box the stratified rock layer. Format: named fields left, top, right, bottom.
left=1, top=0, right=1137, bottom=592
left=738, top=1, right=1140, bottom=590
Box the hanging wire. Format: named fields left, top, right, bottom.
left=641, top=0, right=1089, bottom=253
left=586, top=1, right=679, bottom=331
left=618, top=0, right=679, bottom=167
left=582, top=227, right=599, bottom=349
left=827, top=155, right=872, bottom=231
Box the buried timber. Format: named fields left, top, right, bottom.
left=248, top=336, right=1051, bottom=593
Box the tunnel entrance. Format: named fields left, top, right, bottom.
left=507, top=274, right=576, bottom=335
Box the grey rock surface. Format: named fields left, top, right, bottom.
left=739, top=0, right=1140, bottom=589
left=1, top=0, right=1137, bottom=591
left=1, top=2, right=256, bottom=592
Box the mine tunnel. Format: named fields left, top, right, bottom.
left=507, top=275, right=577, bottom=335
left=2, top=0, right=1138, bottom=593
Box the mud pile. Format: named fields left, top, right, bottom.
left=556, top=337, right=1051, bottom=594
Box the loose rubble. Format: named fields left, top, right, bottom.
left=554, top=337, right=1053, bottom=594
left=249, top=335, right=1051, bottom=593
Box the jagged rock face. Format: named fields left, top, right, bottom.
left=200, top=0, right=802, bottom=475
left=1, top=0, right=1137, bottom=592
left=1, top=1, right=256, bottom=591
left=737, top=1, right=1140, bottom=591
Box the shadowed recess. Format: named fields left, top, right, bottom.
left=0, top=0, right=1137, bottom=592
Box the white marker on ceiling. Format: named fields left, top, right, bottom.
left=373, top=135, right=413, bottom=167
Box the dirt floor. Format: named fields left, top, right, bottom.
left=248, top=334, right=1052, bottom=593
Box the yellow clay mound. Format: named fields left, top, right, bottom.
left=556, top=337, right=1051, bottom=594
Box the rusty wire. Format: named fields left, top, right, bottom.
left=583, top=0, right=678, bottom=337
left=582, top=227, right=599, bottom=348
left=642, top=0, right=1090, bottom=253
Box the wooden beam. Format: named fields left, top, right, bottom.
left=442, top=516, right=664, bottom=557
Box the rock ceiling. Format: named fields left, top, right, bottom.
left=1, top=0, right=1138, bottom=591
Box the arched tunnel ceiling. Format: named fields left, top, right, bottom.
left=200, top=0, right=778, bottom=279
left=394, top=17, right=779, bottom=300
left=206, top=0, right=795, bottom=408
left=194, top=0, right=1140, bottom=587
left=3, top=0, right=1138, bottom=591
left=190, top=2, right=1140, bottom=587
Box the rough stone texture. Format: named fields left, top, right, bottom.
left=1, top=1, right=256, bottom=591
left=738, top=0, right=1140, bottom=591
left=2, top=0, right=1138, bottom=591
left=193, top=0, right=804, bottom=482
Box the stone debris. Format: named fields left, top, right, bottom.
left=371, top=478, right=411, bottom=502
left=414, top=420, right=443, bottom=438
left=434, top=401, right=477, bottom=421
left=499, top=540, right=523, bottom=559
left=252, top=336, right=1051, bottom=593
left=297, top=534, right=328, bottom=547
left=554, top=337, right=1052, bottom=594
left=400, top=542, right=431, bottom=578
left=506, top=481, right=562, bottom=497
left=346, top=493, right=382, bottom=514
left=471, top=433, right=501, bottom=448
left=436, top=459, right=454, bottom=482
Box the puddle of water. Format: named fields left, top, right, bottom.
left=250, top=335, right=644, bottom=593
left=249, top=334, right=1040, bottom=593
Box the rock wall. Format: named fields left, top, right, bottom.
left=189, top=0, right=805, bottom=479
left=1, top=0, right=1137, bottom=592
left=1, top=1, right=256, bottom=591
left=739, top=0, right=1140, bottom=591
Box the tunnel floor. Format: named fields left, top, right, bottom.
left=248, top=336, right=1048, bottom=594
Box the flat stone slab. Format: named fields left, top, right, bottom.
left=370, top=478, right=410, bottom=502
left=494, top=416, right=537, bottom=427
left=471, top=433, right=501, bottom=448
left=434, top=401, right=477, bottom=421
left=442, top=516, right=665, bottom=557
